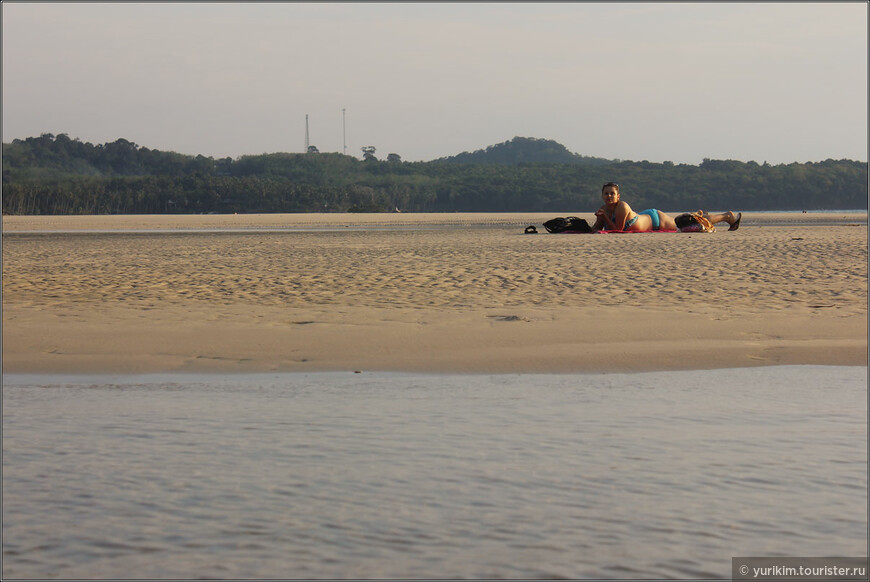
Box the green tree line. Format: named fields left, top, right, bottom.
left=2, top=134, right=866, bottom=215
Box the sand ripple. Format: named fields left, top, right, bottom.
left=2, top=226, right=866, bottom=312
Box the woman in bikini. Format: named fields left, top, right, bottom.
left=591, top=182, right=741, bottom=232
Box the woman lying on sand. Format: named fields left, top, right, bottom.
left=592, top=182, right=741, bottom=232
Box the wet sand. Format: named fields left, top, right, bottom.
left=2, top=212, right=867, bottom=374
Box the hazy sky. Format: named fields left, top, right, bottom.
left=3, top=2, right=867, bottom=164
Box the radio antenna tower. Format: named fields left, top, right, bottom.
left=305, top=114, right=310, bottom=151
left=342, top=108, right=347, bottom=155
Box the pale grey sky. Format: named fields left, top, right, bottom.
left=2, top=2, right=867, bottom=164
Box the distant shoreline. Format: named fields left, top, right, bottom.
left=5, top=136, right=866, bottom=215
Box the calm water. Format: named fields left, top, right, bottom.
left=3, top=366, right=866, bottom=579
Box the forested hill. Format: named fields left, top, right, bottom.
left=437, top=137, right=614, bottom=165
left=2, top=133, right=867, bottom=215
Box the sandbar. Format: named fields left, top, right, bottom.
left=3, top=212, right=867, bottom=374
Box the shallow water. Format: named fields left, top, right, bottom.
left=3, top=366, right=866, bottom=579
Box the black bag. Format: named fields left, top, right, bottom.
left=674, top=212, right=715, bottom=232
left=674, top=213, right=696, bottom=230
left=543, top=216, right=592, bottom=233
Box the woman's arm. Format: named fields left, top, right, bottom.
left=591, top=211, right=607, bottom=231
left=611, top=201, right=632, bottom=231
left=595, top=201, right=631, bottom=231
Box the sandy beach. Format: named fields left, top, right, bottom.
left=3, top=212, right=867, bottom=374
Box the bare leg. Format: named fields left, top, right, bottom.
left=699, top=210, right=741, bottom=227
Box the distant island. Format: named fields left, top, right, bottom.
left=3, top=134, right=866, bottom=214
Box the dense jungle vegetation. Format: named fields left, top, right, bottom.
left=2, top=134, right=866, bottom=215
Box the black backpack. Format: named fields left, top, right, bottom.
left=674, top=212, right=716, bottom=232
left=543, top=216, right=592, bottom=233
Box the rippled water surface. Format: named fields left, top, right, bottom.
left=3, top=366, right=866, bottom=579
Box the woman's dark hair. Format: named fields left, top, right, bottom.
left=602, top=182, right=619, bottom=193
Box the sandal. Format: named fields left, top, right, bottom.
left=728, top=212, right=742, bottom=231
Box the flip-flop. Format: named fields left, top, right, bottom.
left=728, top=212, right=742, bottom=231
